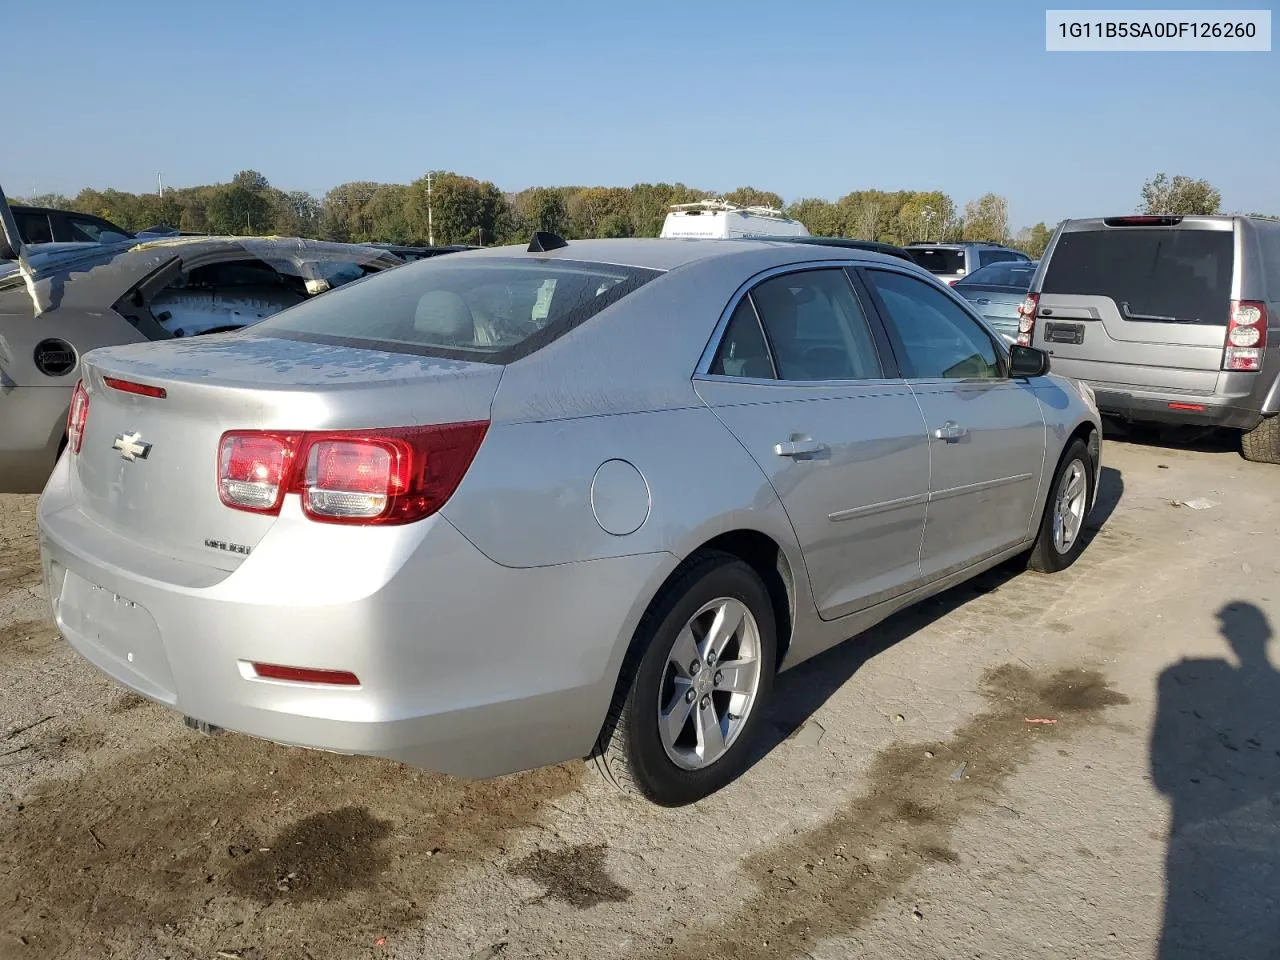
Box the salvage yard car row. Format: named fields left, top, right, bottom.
left=3, top=187, right=1280, bottom=807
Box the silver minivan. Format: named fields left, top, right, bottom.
left=1022, top=215, right=1280, bottom=463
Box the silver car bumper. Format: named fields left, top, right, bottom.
left=36, top=457, right=669, bottom=778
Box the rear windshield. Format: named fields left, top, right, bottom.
left=955, top=262, right=1038, bottom=290
left=250, top=257, right=661, bottom=362
left=910, top=248, right=967, bottom=274
left=1042, top=228, right=1234, bottom=324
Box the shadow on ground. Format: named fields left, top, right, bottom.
left=756, top=463, right=1123, bottom=753
left=1151, top=600, right=1280, bottom=959
left=1103, top=418, right=1240, bottom=455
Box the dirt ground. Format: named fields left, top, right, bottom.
left=3, top=434, right=1278, bottom=960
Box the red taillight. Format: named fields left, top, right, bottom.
left=218, top=432, right=300, bottom=514
left=103, top=376, right=167, bottom=399
left=1016, top=292, right=1040, bottom=347
left=1103, top=216, right=1184, bottom=227
left=1168, top=402, right=1206, bottom=412
left=216, top=422, right=489, bottom=525
left=1223, top=300, right=1268, bottom=372
left=66, top=380, right=90, bottom=455
left=252, top=662, right=360, bottom=686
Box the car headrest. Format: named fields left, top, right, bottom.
left=414, top=290, right=475, bottom=343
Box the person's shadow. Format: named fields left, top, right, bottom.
left=1151, top=601, right=1280, bottom=959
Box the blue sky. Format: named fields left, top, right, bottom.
left=5, top=0, right=1277, bottom=228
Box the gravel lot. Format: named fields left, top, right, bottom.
left=2, top=435, right=1277, bottom=960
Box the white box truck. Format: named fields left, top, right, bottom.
left=659, top=200, right=810, bottom=240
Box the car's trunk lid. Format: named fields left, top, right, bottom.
left=72, top=334, right=502, bottom=570
left=1035, top=224, right=1235, bottom=383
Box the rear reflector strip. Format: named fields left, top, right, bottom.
left=104, top=376, right=167, bottom=399
left=251, top=663, right=360, bottom=686
left=1168, top=402, right=1206, bottom=412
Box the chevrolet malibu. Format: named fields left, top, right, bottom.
left=37, top=236, right=1102, bottom=806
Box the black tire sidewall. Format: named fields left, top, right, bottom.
left=1037, top=439, right=1093, bottom=570
left=624, top=558, right=777, bottom=806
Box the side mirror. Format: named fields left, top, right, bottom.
left=1010, top=344, right=1050, bottom=378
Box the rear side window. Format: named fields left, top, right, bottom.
left=750, top=269, right=884, bottom=381
left=1042, top=228, right=1234, bottom=324
left=66, top=216, right=131, bottom=243
left=979, top=249, right=1019, bottom=266
left=711, top=300, right=775, bottom=379
left=251, top=258, right=661, bottom=362
left=910, top=248, right=967, bottom=275
left=16, top=212, right=52, bottom=244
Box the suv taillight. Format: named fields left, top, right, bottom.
left=217, top=422, right=489, bottom=525
left=1223, top=300, right=1268, bottom=372
left=66, top=380, right=90, bottom=455
left=1016, top=293, right=1040, bottom=347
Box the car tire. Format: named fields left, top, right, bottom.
left=1027, top=438, right=1094, bottom=574
left=591, top=551, right=777, bottom=806
left=1241, top=415, right=1280, bottom=464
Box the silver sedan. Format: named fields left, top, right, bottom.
left=37, top=236, right=1102, bottom=805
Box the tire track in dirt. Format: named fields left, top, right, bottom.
left=0, top=729, right=582, bottom=960
left=652, top=664, right=1129, bottom=960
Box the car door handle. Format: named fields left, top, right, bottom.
left=773, top=439, right=828, bottom=458
left=973, top=298, right=991, bottom=305
left=932, top=421, right=967, bottom=442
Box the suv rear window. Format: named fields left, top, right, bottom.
left=909, top=248, right=966, bottom=275
left=1042, top=228, right=1234, bottom=325
left=251, top=257, right=661, bottom=362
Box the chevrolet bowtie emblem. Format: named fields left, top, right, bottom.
left=112, top=431, right=152, bottom=462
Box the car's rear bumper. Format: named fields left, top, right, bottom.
left=37, top=456, right=670, bottom=778
left=1084, top=381, right=1263, bottom=431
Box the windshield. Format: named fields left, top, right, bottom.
left=1042, top=228, right=1233, bottom=324
left=910, top=248, right=967, bottom=275
left=251, top=256, right=662, bottom=362
left=956, top=261, right=1038, bottom=290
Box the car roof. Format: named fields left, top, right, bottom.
left=440, top=236, right=919, bottom=272
left=0, top=235, right=403, bottom=282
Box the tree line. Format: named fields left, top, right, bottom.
left=19, top=169, right=1242, bottom=261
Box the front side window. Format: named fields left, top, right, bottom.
left=865, top=269, right=1002, bottom=380
left=979, top=249, right=1018, bottom=267
left=250, top=257, right=660, bottom=361
left=748, top=269, right=884, bottom=381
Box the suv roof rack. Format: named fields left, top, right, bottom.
left=667, top=199, right=791, bottom=220
left=906, top=240, right=1009, bottom=247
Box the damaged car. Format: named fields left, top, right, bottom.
left=0, top=186, right=402, bottom=493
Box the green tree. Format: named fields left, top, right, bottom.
left=1013, top=222, right=1054, bottom=258
left=1140, top=173, right=1222, bottom=215
left=962, top=193, right=1010, bottom=243
left=786, top=198, right=845, bottom=237
left=568, top=187, right=633, bottom=237
left=19, top=192, right=73, bottom=210
left=320, top=181, right=382, bottom=241
left=513, top=187, right=571, bottom=239
left=407, top=171, right=509, bottom=246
